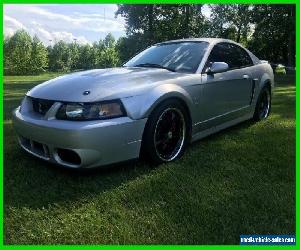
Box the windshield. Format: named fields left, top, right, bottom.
left=124, top=41, right=209, bottom=73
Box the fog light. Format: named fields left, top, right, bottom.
left=57, top=148, right=81, bottom=165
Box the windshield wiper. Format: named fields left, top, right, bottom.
left=134, top=63, right=176, bottom=72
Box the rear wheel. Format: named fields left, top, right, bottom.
left=142, top=100, right=189, bottom=164
left=253, top=86, right=271, bottom=121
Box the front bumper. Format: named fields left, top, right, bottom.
left=12, top=107, right=147, bottom=168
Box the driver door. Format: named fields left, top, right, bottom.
left=199, top=42, right=254, bottom=129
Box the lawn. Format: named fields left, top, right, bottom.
left=4, top=73, right=295, bottom=244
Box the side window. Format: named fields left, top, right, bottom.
left=205, top=43, right=253, bottom=71
left=229, top=44, right=253, bottom=68
left=205, top=43, right=230, bottom=69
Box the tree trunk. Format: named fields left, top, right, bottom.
left=236, top=24, right=241, bottom=43
left=287, top=33, right=293, bottom=66
left=147, top=5, right=154, bottom=44
left=185, top=5, right=190, bottom=38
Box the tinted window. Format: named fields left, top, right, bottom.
left=231, top=44, right=253, bottom=67
left=206, top=43, right=253, bottom=70
left=125, top=42, right=209, bottom=73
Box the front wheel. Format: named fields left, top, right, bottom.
left=253, top=86, right=271, bottom=121
left=142, top=99, right=189, bottom=164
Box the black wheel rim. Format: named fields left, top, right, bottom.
left=258, top=90, right=270, bottom=119
left=154, top=108, right=186, bottom=161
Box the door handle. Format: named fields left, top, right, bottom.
left=243, top=74, right=250, bottom=79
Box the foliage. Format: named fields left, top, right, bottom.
left=248, top=4, right=295, bottom=66
left=4, top=30, right=34, bottom=75
left=209, top=4, right=253, bottom=45
left=4, top=31, right=120, bottom=75
left=48, top=40, right=71, bottom=72
left=3, top=4, right=296, bottom=75
left=115, top=35, right=147, bottom=64
left=30, top=36, right=48, bottom=74
left=115, top=4, right=208, bottom=60
left=116, top=4, right=295, bottom=65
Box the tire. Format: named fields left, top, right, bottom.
left=253, top=86, right=271, bottom=121
left=142, top=99, right=190, bottom=165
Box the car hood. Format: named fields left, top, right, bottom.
left=27, top=67, right=184, bottom=102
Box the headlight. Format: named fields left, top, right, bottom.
left=56, top=100, right=126, bottom=120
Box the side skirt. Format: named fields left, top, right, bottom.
left=191, top=113, right=253, bottom=143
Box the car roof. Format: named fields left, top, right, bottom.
left=156, top=38, right=238, bottom=46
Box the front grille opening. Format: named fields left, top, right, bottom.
left=19, top=136, right=49, bottom=159
left=30, top=97, right=55, bottom=115
left=32, top=141, right=45, bottom=156
left=19, top=136, right=30, bottom=149
left=57, top=148, right=81, bottom=165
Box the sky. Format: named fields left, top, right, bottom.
left=4, top=4, right=211, bottom=46
left=4, top=4, right=126, bottom=45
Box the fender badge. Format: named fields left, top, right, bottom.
left=83, top=90, right=90, bottom=95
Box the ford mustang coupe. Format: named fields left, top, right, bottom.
left=13, top=38, right=274, bottom=168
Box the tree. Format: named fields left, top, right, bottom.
left=98, top=33, right=120, bottom=67
left=48, top=40, right=71, bottom=71
left=115, top=4, right=207, bottom=62
left=116, top=4, right=295, bottom=66
left=4, top=36, right=12, bottom=74
left=116, top=4, right=156, bottom=46
left=5, top=30, right=32, bottom=75
left=104, top=33, right=115, bottom=48
left=116, top=4, right=206, bottom=43
left=30, top=35, right=48, bottom=74
left=4, top=4, right=295, bottom=76
left=69, top=42, right=80, bottom=70
left=249, top=4, right=295, bottom=65
left=116, top=37, right=133, bottom=63
left=4, top=30, right=122, bottom=74
left=209, top=4, right=253, bottom=44
left=77, top=44, right=92, bottom=70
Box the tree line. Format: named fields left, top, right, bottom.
left=4, top=31, right=120, bottom=75
left=116, top=4, right=295, bottom=66
left=4, top=4, right=295, bottom=75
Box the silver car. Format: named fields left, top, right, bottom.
left=12, top=38, right=274, bottom=169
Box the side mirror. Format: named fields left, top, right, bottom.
left=206, top=62, right=229, bottom=74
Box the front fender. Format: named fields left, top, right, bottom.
left=121, top=84, right=194, bottom=120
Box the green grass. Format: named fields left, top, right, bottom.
left=4, top=73, right=295, bottom=244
